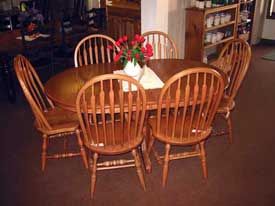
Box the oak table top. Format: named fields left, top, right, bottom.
left=45, top=59, right=226, bottom=112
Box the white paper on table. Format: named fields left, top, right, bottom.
left=113, top=65, right=164, bottom=92
left=16, top=33, right=51, bottom=42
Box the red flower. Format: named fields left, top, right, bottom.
left=114, top=55, right=121, bottom=62
left=141, top=47, right=146, bottom=53
left=134, top=34, right=140, bottom=41
left=107, top=45, right=113, bottom=50
left=146, top=43, right=152, bottom=50
left=139, top=36, right=145, bottom=43
left=119, top=38, right=124, bottom=43
left=147, top=51, right=153, bottom=57
left=135, top=53, right=140, bottom=59
left=114, top=35, right=153, bottom=65
left=115, top=41, right=121, bottom=47
left=123, top=35, right=128, bottom=41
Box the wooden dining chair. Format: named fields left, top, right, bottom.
left=74, top=34, right=119, bottom=67
left=76, top=74, right=147, bottom=198
left=141, top=30, right=178, bottom=59
left=14, top=54, right=88, bottom=171
left=212, top=39, right=251, bottom=143
left=147, top=68, right=225, bottom=187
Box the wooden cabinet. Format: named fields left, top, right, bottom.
left=237, top=0, right=256, bottom=44
left=106, top=1, right=141, bottom=40
left=185, top=3, right=238, bottom=61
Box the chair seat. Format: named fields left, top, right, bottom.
left=85, top=120, right=143, bottom=155
left=148, top=114, right=212, bottom=146
left=217, top=95, right=235, bottom=113
left=36, top=107, right=79, bottom=135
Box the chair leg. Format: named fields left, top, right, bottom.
left=41, top=134, right=48, bottom=171
left=200, top=141, right=208, bottom=179
left=147, top=131, right=155, bottom=155
left=132, top=149, right=146, bottom=191
left=76, top=129, right=88, bottom=169
left=91, top=153, right=98, bottom=198
left=147, top=131, right=162, bottom=165
left=226, top=115, right=233, bottom=144
left=162, top=144, right=171, bottom=187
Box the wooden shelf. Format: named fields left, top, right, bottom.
left=185, top=3, right=238, bottom=61
left=204, top=36, right=235, bottom=49
left=205, top=21, right=235, bottom=32
left=205, top=4, right=238, bottom=15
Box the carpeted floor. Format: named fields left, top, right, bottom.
left=1, top=43, right=275, bottom=206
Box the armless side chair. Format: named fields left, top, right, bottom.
left=142, top=30, right=178, bottom=59
left=74, top=34, right=119, bottom=67
left=211, top=38, right=251, bottom=143
left=76, top=74, right=147, bottom=198
left=14, top=54, right=88, bottom=171
left=147, top=68, right=225, bottom=187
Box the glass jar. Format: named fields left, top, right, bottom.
left=214, top=14, right=221, bottom=26
left=205, top=0, right=212, bottom=8
left=220, top=13, right=225, bottom=24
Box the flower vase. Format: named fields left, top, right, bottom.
left=123, top=60, right=143, bottom=81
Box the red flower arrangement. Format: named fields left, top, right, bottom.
left=108, top=34, right=153, bottom=66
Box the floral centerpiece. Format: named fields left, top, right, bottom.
left=108, top=34, right=153, bottom=79
left=18, top=5, right=44, bottom=33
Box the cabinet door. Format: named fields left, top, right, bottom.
left=107, top=15, right=140, bottom=40
left=107, top=5, right=141, bottom=40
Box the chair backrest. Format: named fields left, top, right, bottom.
left=14, top=55, right=54, bottom=131
left=215, top=39, right=251, bottom=105
left=76, top=74, right=147, bottom=152
left=142, top=30, right=178, bottom=59
left=74, top=34, right=119, bottom=67
left=156, top=68, right=224, bottom=141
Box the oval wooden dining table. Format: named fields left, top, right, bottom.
left=45, top=59, right=227, bottom=111
left=44, top=58, right=227, bottom=173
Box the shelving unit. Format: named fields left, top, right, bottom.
left=185, top=3, right=238, bottom=61
left=205, top=20, right=235, bottom=32
left=237, top=0, right=256, bottom=44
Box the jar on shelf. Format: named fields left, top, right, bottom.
left=191, top=0, right=196, bottom=7
left=214, top=14, right=221, bottom=26
left=217, top=32, right=224, bottom=41
left=206, top=15, right=214, bottom=28
left=211, top=33, right=217, bottom=43
left=220, top=13, right=225, bottom=24
left=225, top=13, right=231, bottom=22
left=198, top=0, right=205, bottom=9
left=205, top=0, right=212, bottom=8
left=205, top=32, right=212, bottom=43
left=196, top=0, right=200, bottom=8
